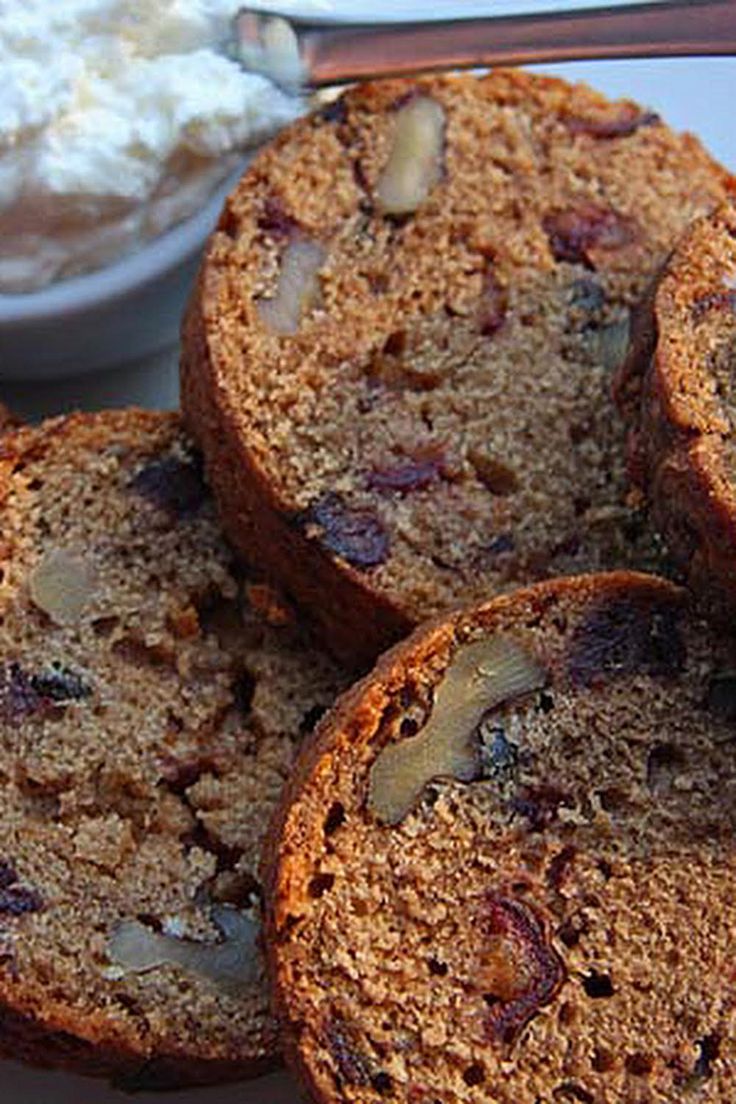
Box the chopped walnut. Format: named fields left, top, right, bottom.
left=368, top=636, right=546, bottom=825
left=257, top=238, right=326, bottom=335
left=375, top=96, right=446, bottom=216
left=29, top=548, right=95, bottom=626
left=107, top=904, right=259, bottom=995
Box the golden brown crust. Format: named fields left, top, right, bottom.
left=616, top=202, right=736, bottom=618
left=182, top=69, right=734, bottom=669
left=182, top=276, right=412, bottom=672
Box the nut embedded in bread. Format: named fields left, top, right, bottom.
left=265, top=572, right=736, bottom=1103
left=0, top=409, right=345, bottom=1088
left=182, top=69, right=735, bottom=668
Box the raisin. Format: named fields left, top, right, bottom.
left=299, top=493, right=389, bottom=568
left=130, top=455, right=208, bottom=519
left=0, top=884, right=43, bottom=916
left=480, top=894, right=565, bottom=1044
left=544, top=204, right=635, bottom=267
left=691, top=289, right=736, bottom=322
left=325, top=1018, right=373, bottom=1086
left=366, top=453, right=447, bottom=494
left=564, top=106, right=659, bottom=139
left=568, top=595, right=685, bottom=688
left=0, top=864, right=43, bottom=917
left=0, top=664, right=41, bottom=721
left=31, top=664, right=91, bottom=703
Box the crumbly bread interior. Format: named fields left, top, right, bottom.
left=193, top=71, right=734, bottom=628
left=0, top=411, right=343, bottom=1086
left=267, top=573, right=736, bottom=1103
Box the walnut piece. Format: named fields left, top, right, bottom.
left=368, top=637, right=546, bottom=825
left=107, top=905, right=259, bottom=995
left=257, top=238, right=326, bottom=335
left=375, top=96, right=445, bottom=216
left=29, top=548, right=95, bottom=626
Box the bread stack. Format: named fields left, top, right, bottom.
left=3, top=70, right=736, bottom=1100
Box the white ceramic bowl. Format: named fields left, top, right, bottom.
left=0, top=166, right=248, bottom=382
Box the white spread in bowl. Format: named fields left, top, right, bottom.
left=0, top=1, right=301, bottom=293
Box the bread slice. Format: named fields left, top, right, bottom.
left=616, top=201, right=736, bottom=625
left=0, top=409, right=344, bottom=1088
left=182, top=69, right=735, bottom=668
left=265, top=571, right=736, bottom=1103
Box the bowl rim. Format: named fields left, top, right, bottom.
left=0, top=164, right=248, bottom=325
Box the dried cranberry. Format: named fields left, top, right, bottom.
left=299, top=493, right=389, bottom=568
left=480, top=894, right=565, bottom=1044
left=366, top=452, right=447, bottom=494
left=568, top=595, right=685, bottom=688
left=543, top=204, right=635, bottom=267
left=564, top=106, right=659, bottom=139
left=691, top=290, right=736, bottom=322
left=130, top=455, right=207, bottom=519
left=257, top=195, right=299, bottom=238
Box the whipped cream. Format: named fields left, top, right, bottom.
left=0, top=1, right=301, bottom=293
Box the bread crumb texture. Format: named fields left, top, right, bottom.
left=266, top=572, right=736, bottom=1103
left=182, top=70, right=735, bottom=666
left=0, top=409, right=344, bottom=1088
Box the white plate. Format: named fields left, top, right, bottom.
left=2, top=54, right=735, bottom=1104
